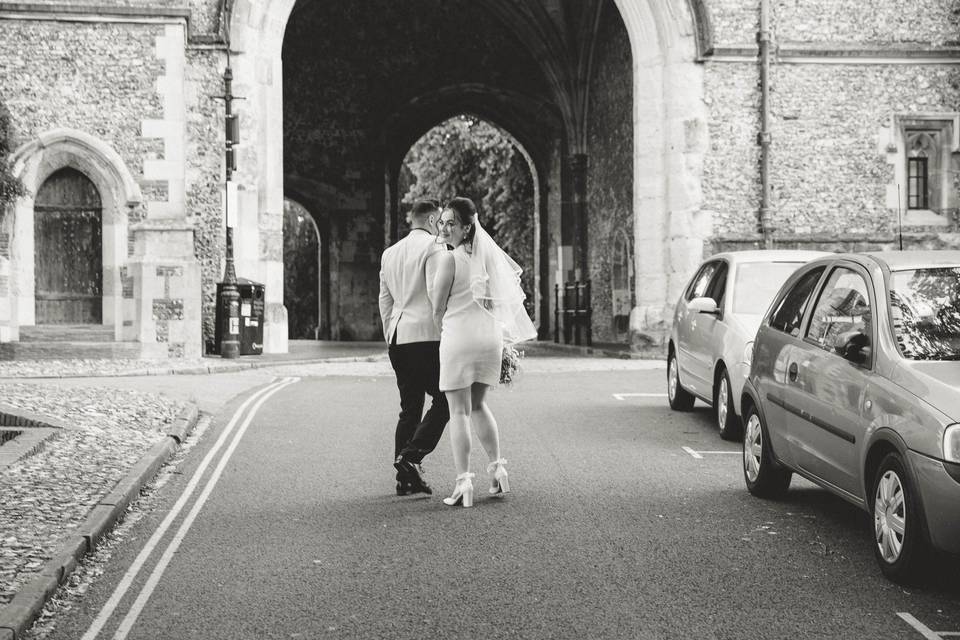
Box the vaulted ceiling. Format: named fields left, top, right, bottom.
left=284, top=0, right=611, bottom=152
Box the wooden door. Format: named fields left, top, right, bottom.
left=34, top=168, right=103, bottom=324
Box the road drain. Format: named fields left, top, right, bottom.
left=0, top=427, right=59, bottom=471
left=0, top=428, right=24, bottom=446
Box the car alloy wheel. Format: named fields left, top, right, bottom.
left=742, top=406, right=791, bottom=498
left=717, top=376, right=729, bottom=428
left=744, top=412, right=762, bottom=483
left=668, top=357, right=679, bottom=402
left=667, top=351, right=695, bottom=411
left=715, top=371, right=742, bottom=440
left=870, top=452, right=929, bottom=582
left=874, top=469, right=906, bottom=564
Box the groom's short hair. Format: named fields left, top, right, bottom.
left=410, top=199, right=440, bottom=220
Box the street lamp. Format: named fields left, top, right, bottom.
left=215, top=58, right=242, bottom=358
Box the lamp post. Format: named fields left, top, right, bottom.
left=216, top=59, right=241, bottom=358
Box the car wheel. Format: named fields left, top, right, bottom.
left=743, top=407, right=791, bottom=498
left=667, top=350, right=695, bottom=411
left=714, top=369, right=742, bottom=441
left=871, top=452, right=928, bottom=583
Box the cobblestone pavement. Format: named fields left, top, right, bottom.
left=0, top=382, right=188, bottom=607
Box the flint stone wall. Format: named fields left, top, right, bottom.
left=0, top=20, right=163, bottom=181
left=707, top=0, right=959, bottom=46
left=702, top=0, right=960, bottom=260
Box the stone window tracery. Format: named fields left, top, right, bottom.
left=907, top=131, right=937, bottom=210
left=889, top=114, right=959, bottom=223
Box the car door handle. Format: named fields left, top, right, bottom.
left=788, top=362, right=799, bottom=382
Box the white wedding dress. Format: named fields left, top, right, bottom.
left=438, top=245, right=503, bottom=391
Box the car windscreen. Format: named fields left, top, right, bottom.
left=890, top=267, right=960, bottom=360
left=732, top=262, right=805, bottom=314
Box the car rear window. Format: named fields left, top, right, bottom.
left=732, top=262, right=806, bottom=314
left=890, top=267, right=960, bottom=360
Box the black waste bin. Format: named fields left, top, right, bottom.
left=212, top=278, right=264, bottom=355
left=237, top=278, right=265, bottom=355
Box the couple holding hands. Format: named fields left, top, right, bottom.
left=378, top=197, right=537, bottom=508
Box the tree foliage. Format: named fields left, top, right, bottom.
left=0, top=100, right=25, bottom=208
left=401, top=115, right=535, bottom=307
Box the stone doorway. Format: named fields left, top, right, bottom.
left=399, top=115, right=539, bottom=323
left=33, top=167, right=103, bottom=325
left=283, top=198, right=322, bottom=339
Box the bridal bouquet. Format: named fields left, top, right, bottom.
left=500, top=344, right=524, bottom=387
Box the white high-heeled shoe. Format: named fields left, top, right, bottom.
left=486, top=458, right=510, bottom=495
left=442, top=472, right=475, bottom=507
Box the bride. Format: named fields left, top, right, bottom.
left=431, top=196, right=537, bottom=508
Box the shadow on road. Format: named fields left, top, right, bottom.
left=778, top=487, right=960, bottom=595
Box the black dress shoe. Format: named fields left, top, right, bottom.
left=396, top=480, right=414, bottom=496
left=394, top=455, right=432, bottom=495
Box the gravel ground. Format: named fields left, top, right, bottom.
left=0, top=382, right=189, bottom=606
left=0, top=359, right=214, bottom=379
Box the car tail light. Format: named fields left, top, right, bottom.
left=945, top=424, right=960, bottom=464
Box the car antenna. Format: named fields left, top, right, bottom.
left=896, top=183, right=903, bottom=251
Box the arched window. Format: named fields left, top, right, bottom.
left=906, top=131, right=937, bottom=210
left=34, top=168, right=103, bottom=324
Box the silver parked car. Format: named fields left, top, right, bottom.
left=668, top=250, right=829, bottom=439
left=741, top=251, right=960, bottom=581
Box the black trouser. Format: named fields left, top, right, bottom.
left=388, top=338, right=449, bottom=464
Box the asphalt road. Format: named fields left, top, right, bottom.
left=38, top=362, right=960, bottom=640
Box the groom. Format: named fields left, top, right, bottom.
left=378, top=199, right=450, bottom=495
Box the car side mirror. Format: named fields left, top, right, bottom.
left=835, top=331, right=871, bottom=365
left=689, top=297, right=719, bottom=315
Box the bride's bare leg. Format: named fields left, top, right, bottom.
left=445, top=388, right=472, bottom=475
left=472, top=383, right=509, bottom=493
left=471, top=383, right=500, bottom=462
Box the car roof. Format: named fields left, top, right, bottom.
left=860, top=250, right=960, bottom=271
left=705, top=250, right=832, bottom=265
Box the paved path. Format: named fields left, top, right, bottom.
left=34, top=363, right=960, bottom=640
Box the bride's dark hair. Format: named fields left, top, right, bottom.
left=444, top=196, right=477, bottom=245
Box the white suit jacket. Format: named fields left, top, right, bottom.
left=378, top=230, right=444, bottom=344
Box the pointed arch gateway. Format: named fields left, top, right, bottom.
left=226, top=0, right=707, bottom=346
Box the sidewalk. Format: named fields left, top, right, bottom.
left=0, top=339, right=662, bottom=639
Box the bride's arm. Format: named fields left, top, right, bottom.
left=431, top=251, right=455, bottom=330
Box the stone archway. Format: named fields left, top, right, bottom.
left=226, top=0, right=707, bottom=345
left=3, top=128, right=141, bottom=340
left=611, top=0, right=709, bottom=344
left=282, top=196, right=322, bottom=340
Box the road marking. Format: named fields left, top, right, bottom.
left=682, top=447, right=740, bottom=459
left=80, top=377, right=298, bottom=640
left=612, top=393, right=668, bottom=400
left=111, top=376, right=299, bottom=640
left=898, top=613, right=946, bottom=639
